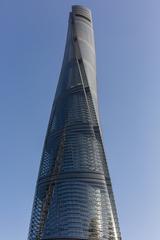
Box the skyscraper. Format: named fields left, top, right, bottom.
left=28, top=5, right=121, bottom=240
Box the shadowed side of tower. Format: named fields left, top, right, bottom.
left=28, top=5, right=121, bottom=240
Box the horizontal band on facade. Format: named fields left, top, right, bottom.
left=47, top=129, right=97, bottom=143
left=75, top=13, right=91, bottom=22
left=53, top=84, right=91, bottom=108
left=38, top=171, right=108, bottom=186
left=43, top=238, right=87, bottom=240
left=48, top=123, right=100, bottom=136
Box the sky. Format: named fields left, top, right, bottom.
left=0, top=0, right=160, bottom=239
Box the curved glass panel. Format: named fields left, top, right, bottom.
left=28, top=5, right=121, bottom=240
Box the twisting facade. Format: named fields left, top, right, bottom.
left=28, top=5, right=121, bottom=240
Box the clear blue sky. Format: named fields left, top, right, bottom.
left=0, top=0, right=160, bottom=239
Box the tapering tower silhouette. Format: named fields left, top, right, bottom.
left=28, top=5, right=121, bottom=240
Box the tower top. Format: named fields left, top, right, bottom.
left=72, top=5, right=92, bottom=22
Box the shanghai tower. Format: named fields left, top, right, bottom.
left=28, top=5, right=121, bottom=240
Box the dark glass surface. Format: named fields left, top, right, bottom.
left=28, top=5, right=121, bottom=240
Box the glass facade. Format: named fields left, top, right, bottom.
left=28, top=5, right=121, bottom=240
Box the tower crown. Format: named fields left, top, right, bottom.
left=72, top=5, right=92, bottom=22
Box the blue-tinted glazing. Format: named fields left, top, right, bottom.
left=28, top=5, right=121, bottom=240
